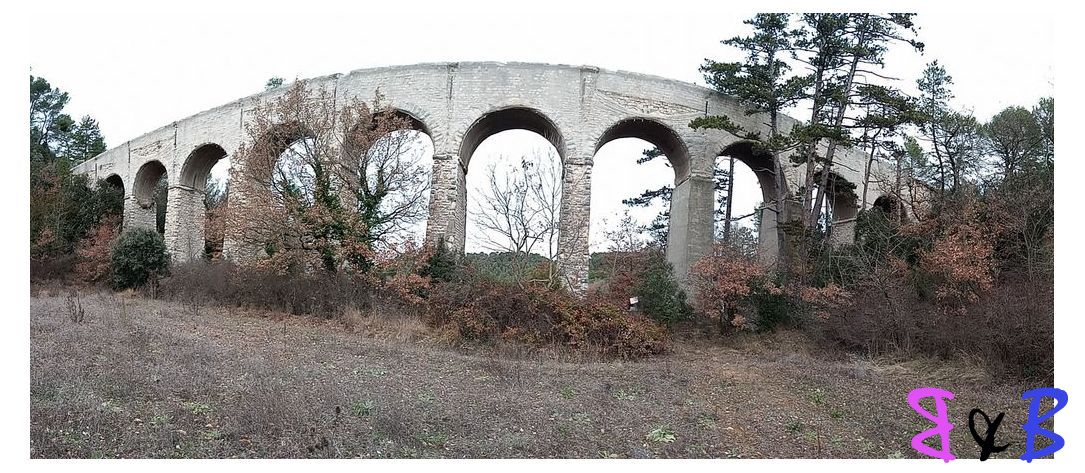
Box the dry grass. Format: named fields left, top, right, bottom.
left=30, top=290, right=1046, bottom=459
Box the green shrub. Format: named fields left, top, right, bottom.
left=110, top=229, right=170, bottom=289
left=421, top=237, right=458, bottom=283
left=750, top=284, right=792, bottom=331
left=591, top=250, right=691, bottom=327
left=633, top=252, right=693, bottom=326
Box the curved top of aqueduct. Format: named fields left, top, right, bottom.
left=74, top=61, right=882, bottom=195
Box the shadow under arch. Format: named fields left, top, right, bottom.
left=104, top=173, right=124, bottom=196
left=130, top=160, right=169, bottom=234
left=872, top=194, right=908, bottom=223
left=133, top=160, right=167, bottom=208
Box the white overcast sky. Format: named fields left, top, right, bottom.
left=27, top=1, right=1056, bottom=253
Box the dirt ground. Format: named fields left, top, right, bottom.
left=30, top=289, right=1049, bottom=459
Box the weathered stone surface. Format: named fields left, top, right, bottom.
left=73, top=61, right=906, bottom=294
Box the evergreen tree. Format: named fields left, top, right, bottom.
left=983, top=105, right=1045, bottom=181
left=914, top=61, right=984, bottom=196
left=692, top=13, right=808, bottom=270
left=58, top=116, right=107, bottom=163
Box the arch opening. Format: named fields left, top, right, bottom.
left=244, top=122, right=319, bottom=208
left=713, top=155, right=765, bottom=253
left=464, top=129, right=563, bottom=278
left=338, top=108, right=435, bottom=250
left=357, top=120, right=435, bottom=250
left=134, top=160, right=167, bottom=208
left=104, top=174, right=124, bottom=195
left=176, top=143, right=231, bottom=261
left=872, top=194, right=907, bottom=223
left=812, top=170, right=859, bottom=243
left=716, top=141, right=780, bottom=259
left=596, top=118, right=689, bottom=184
left=133, top=160, right=168, bottom=234
left=460, top=107, right=566, bottom=168
left=589, top=118, right=690, bottom=255
left=180, top=144, right=228, bottom=191
left=589, top=137, right=673, bottom=253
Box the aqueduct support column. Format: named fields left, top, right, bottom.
left=123, top=197, right=157, bottom=233
left=557, top=155, right=593, bottom=294
left=667, top=173, right=715, bottom=284
left=757, top=201, right=781, bottom=264
left=164, top=185, right=205, bottom=264
left=425, top=153, right=467, bottom=252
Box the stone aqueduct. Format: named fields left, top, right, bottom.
left=74, top=62, right=902, bottom=291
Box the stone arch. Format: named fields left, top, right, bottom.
left=591, top=118, right=695, bottom=282
left=349, top=107, right=436, bottom=248
left=429, top=106, right=567, bottom=255
left=716, top=141, right=781, bottom=259
left=179, top=143, right=228, bottom=191
left=872, top=194, right=908, bottom=223
left=261, top=122, right=313, bottom=156
left=104, top=173, right=124, bottom=195
left=461, top=106, right=566, bottom=252
left=460, top=106, right=567, bottom=168
left=133, top=160, right=167, bottom=207
left=129, top=160, right=168, bottom=233
left=375, top=108, right=431, bottom=137
left=254, top=121, right=318, bottom=196
left=219, top=121, right=316, bottom=261
left=814, top=170, right=859, bottom=245
left=595, top=118, right=690, bottom=184
left=167, top=143, right=229, bottom=263
left=345, top=108, right=434, bottom=159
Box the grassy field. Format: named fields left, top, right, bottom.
left=30, top=288, right=1044, bottom=459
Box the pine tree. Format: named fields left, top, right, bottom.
left=692, top=13, right=808, bottom=271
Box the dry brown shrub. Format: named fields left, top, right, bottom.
left=689, top=243, right=774, bottom=331
left=917, top=199, right=996, bottom=310
left=73, top=214, right=121, bottom=283
left=426, top=279, right=667, bottom=359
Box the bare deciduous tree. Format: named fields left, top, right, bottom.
left=225, top=81, right=429, bottom=273
left=469, top=150, right=562, bottom=287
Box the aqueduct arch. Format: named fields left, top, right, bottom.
left=130, top=160, right=167, bottom=233
left=458, top=107, right=566, bottom=257
left=716, top=141, right=781, bottom=260
left=74, top=61, right=904, bottom=292
left=104, top=173, right=124, bottom=194
left=595, top=118, right=690, bottom=183
left=166, top=143, right=228, bottom=261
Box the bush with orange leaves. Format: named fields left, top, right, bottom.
left=426, top=278, right=667, bottom=359
left=73, top=215, right=121, bottom=283
left=689, top=243, right=773, bottom=332
left=916, top=198, right=997, bottom=310
left=367, top=241, right=433, bottom=306
left=796, top=283, right=851, bottom=321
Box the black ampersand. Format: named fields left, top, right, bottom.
left=968, top=408, right=1011, bottom=461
